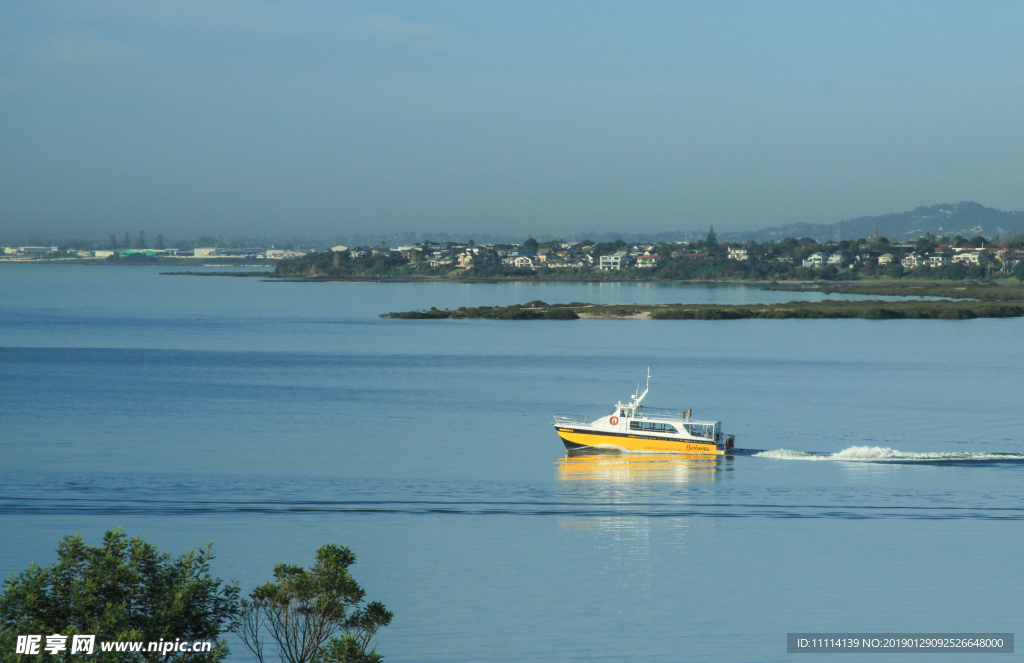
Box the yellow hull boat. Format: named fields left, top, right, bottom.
left=553, top=370, right=734, bottom=455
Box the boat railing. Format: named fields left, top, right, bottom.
left=635, top=406, right=689, bottom=421
left=554, top=414, right=590, bottom=426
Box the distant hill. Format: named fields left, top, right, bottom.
left=329, top=202, right=1024, bottom=248
left=719, top=202, right=1024, bottom=244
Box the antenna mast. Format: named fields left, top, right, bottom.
left=632, top=367, right=651, bottom=407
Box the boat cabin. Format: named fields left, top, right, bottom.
left=609, top=375, right=722, bottom=443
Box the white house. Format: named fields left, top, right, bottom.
left=951, top=252, right=980, bottom=265
left=599, top=251, right=633, bottom=270
left=901, top=253, right=925, bottom=269
left=802, top=252, right=830, bottom=268
left=636, top=254, right=660, bottom=268
left=727, top=248, right=749, bottom=261
left=877, top=253, right=895, bottom=265
left=928, top=255, right=951, bottom=267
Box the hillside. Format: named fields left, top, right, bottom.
left=723, top=202, right=1024, bottom=244
left=332, top=202, right=1024, bottom=247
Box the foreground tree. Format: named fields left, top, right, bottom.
left=0, top=528, right=239, bottom=663
left=235, top=545, right=392, bottom=663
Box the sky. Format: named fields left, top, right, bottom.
left=3, top=1, right=1024, bottom=240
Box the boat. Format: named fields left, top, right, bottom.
left=553, top=370, right=735, bottom=454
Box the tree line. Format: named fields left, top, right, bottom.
left=0, top=529, right=391, bottom=663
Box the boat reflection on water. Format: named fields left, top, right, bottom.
left=556, top=450, right=723, bottom=484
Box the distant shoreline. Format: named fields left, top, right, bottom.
left=1, top=259, right=277, bottom=268
left=9, top=263, right=1020, bottom=292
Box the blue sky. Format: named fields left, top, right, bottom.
left=3, top=1, right=1024, bottom=239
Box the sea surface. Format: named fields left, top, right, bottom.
left=2, top=265, right=1023, bottom=662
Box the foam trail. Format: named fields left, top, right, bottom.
left=755, top=446, right=1024, bottom=462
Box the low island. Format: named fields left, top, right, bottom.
left=382, top=284, right=1024, bottom=321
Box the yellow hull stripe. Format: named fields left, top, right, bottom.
left=558, top=429, right=723, bottom=455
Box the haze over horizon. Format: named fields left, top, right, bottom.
left=3, top=1, right=1024, bottom=240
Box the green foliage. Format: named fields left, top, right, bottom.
left=276, top=252, right=410, bottom=278
left=1015, top=261, right=1024, bottom=282
left=235, top=545, right=391, bottom=663
left=0, top=528, right=240, bottom=663
left=884, top=264, right=905, bottom=278
left=521, top=238, right=539, bottom=250
left=386, top=290, right=1024, bottom=322
left=314, top=635, right=384, bottom=663
left=590, top=240, right=626, bottom=258
left=387, top=309, right=450, bottom=319
left=383, top=302, right=579, bottom=320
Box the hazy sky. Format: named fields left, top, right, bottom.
left=3, top=1, right=1024, bottom=240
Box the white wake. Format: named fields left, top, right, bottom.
left=754, top=445, right=1024, bottom=462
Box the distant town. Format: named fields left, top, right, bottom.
left=5, top=227, right=1024, bottom=282
left=0, top=245, right=296, bottom=262
left=0, top=231, right=296, bottom=263
left=270, top=229, right=1024, bottom=282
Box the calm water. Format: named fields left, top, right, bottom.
left=2, top=265, right=1023, bottom=662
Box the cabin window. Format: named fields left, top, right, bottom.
left=683, top=423, right=713, bottom=438
left=629, top=421, right=678, bottom=434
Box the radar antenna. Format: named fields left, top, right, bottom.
left=631, top=367, right=651, bottom=407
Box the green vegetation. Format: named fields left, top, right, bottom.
left=384, top=301, right=581, bottom=320
left=383, top=292, right=1024, bottom=321
left=235, top=545, right=392, bottom=663
left=0, top=528, right=240, bottom=663
left=276, top=251, right=410, bottom=278
left=1, top=533, right=391, bottom=663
